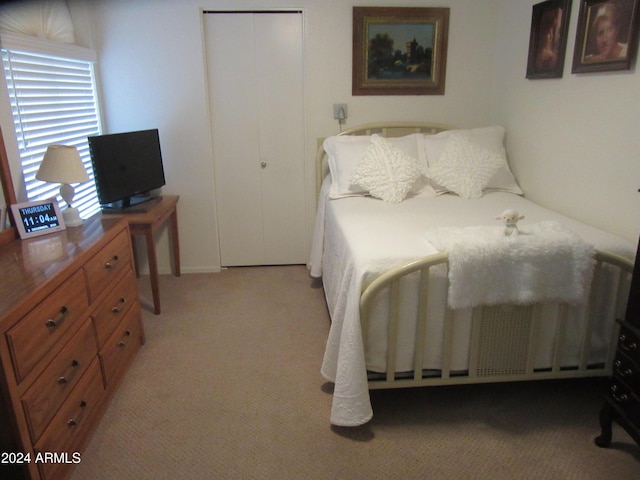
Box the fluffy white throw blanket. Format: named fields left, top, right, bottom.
left=424, top=221, right=595, bottom=309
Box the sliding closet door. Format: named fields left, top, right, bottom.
left=204, top=11, right=306, bottom=266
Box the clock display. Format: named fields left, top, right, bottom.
left=19, top=203, right=60, bottom=232
left=11, top=199, right=67, bottom=239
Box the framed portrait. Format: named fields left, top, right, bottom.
left=526, top=0, right=572, bottom=79
left=572, top=0, right=640, bottom=73
left=352, top=7, right=449, bottom=95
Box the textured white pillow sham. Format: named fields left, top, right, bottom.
left=350, top=135, right=421, bottom=203
left=423, top=126, right=523, bottom=196
left=323, top=133, right=426, bottom=199
left=428, top=133, right=503, bottom=199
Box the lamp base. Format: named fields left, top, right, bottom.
left=62, top=207, right=83, bottom=227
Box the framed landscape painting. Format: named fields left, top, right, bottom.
left=352, top=7, right=449, bottom=95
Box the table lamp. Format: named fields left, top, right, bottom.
left=36, top=145, right=90, bottom=227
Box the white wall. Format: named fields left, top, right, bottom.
left=86, top=0, right=502, bottom=273
left=491, top=0, right=640, bottom=243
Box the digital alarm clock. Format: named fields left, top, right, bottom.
left=11, top=198, right=66, bottom=239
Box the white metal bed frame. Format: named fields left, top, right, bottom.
left=316, top=122, right=633, bottom=391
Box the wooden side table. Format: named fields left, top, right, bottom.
left=104, top=195, right=180, bottom=314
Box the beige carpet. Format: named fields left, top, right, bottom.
left=71, top=266, right=639, bottom=480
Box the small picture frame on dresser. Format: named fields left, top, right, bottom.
left=11, top=198, right=66, bottom=239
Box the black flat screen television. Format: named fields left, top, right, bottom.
left=88, top=129, right=166, bottom=212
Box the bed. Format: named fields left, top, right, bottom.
left=308, top=122, right=635, bottom=427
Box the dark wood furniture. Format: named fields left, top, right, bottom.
left=0, top=216, right=144, bottom=480
left=595, top=233, right=640, bottom=448
left=106, top=195, right=180, bottom=314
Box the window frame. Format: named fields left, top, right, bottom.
left=0, top=31, right=102, bottom=219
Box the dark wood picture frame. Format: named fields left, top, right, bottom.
left=352, top=7, right=449, bottom=96
left=526, top=0, right=572, bottom=79
left=572, top=0, right=640, bottom=73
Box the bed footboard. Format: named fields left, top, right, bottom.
left=360, top=250, right=633, bottom=390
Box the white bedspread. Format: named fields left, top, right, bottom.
left=309, top=183, right=635, bottom=427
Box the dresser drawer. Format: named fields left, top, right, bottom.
left=34, top=359, right=104, bottom=480
left=617, top=325, right=639, bottom=365
left=84, top=229, right=132, bottom=303
left=99, top=307, right=143, bottom=386
left=613, top=351, right=639, bottom=392
left=21, top=319, right=97, bottom=442
left=92, top=270, right=139, bottom=347
left=608, top=378, right=640, bottom=424
left=6, top=269, right=89, bottom=383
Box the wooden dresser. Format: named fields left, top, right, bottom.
left=0, top=215, right=145, bottom=480
left=595, top=233, right=640, bottom=448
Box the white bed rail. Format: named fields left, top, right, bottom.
left=360, top=249, right=633, bottom=390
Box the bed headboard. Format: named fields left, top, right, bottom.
left=315, top=122, right=450, bottom=196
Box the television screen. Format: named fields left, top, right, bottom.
left=88, top=129, right=166, bottom=211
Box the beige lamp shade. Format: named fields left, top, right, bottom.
left=35, top=145, right=89, bottom=227
left=36, top=145, right=89, bottom=184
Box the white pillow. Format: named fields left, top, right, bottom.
left=350, top=135, right=421, bottom=203
left=428, top=132, right=503, bottom=199
left=423, top=126, right=523, bottom=195
left=323, top=133, right=426, bottom=199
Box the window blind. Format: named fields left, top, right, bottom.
left=1, top=46, right=102, bottom=219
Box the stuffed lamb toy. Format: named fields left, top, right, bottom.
left=496, top=209, right=525, bottom=237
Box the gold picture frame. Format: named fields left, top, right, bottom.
left=352, top=7, right=449, bottom=95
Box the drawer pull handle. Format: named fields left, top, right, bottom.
left=45, top=306, right=69, bottom=329
left=614, top=360, right=633, bottom=378
left=117, top=330, right=132, bottom=348
left=611, top=385, right=629, bottom=403
left=111, top=297, right=127, bottom=314
left=57, top=359, right=80, bottom=385
left=619, top=334, right=638, bottom=352
left=104, top=255, right=120, bottom=270
left=67, top=400, right=87, bottom=427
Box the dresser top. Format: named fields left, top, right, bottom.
left=0, top=215, right=127, bottom=325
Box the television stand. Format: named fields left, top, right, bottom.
left=102, top=195, right=181, bottom=314
left=101, top=195, right=161, bottom=214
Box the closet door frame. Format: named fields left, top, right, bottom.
left=203, top=9, right=308, bottom=267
